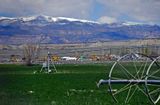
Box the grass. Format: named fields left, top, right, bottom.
left=0, top=64, right=158, bottom=105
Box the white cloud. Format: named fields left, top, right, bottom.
left=0, top=0, right=160, bottom=24
left=0, top=0, right=93, bottom=19
left=96, top=0, right=160, bottom=24
left=98, top=16, right=117, bottom=24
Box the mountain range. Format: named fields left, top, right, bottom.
left=0, top=15, right=160, bottom=44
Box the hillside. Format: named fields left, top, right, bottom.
left=0, top=15, right=160, bottom=44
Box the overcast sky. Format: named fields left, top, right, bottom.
left=0, top=0, right=160, bottom=24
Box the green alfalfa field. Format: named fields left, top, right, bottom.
left=0, top=64, right=158, bottom=105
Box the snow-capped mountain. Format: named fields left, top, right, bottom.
left=0, top=15, right=98, bottom=25
left=0, top=15, right=160, bottom=44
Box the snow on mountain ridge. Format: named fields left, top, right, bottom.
left=19, top=16, right=37, bottom=22
left=0, top=17, right=15, bottom=20
left=56, top=17, right=98, bottom=23
left=0, top=15, right=156, bottom=26
left=0, top=15, right=99, bottom=24
left=122, top=21, right=145, bottom=26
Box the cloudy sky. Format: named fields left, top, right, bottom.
left=0, top=0, right=160, bottom=24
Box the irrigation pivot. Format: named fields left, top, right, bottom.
left=40, top=52, right=57, bottom=73
left=98, top=79, right=160, bottom=85
left=98, top=53, right=160, bottom=104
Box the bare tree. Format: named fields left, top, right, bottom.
left=23, top=35, right=46, bottom=66
left=23, top=44, right=38, bottom=65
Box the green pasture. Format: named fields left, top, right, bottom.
left=0, top=64, right=158, bottom=105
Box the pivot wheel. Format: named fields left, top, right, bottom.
left=108, top=53, right=152, bottom=103
left=145, top=56, right=160, bottom=104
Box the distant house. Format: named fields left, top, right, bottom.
left=10, top=54, right=21, bottom=62
left=52, top=55, right=60, bottom=61
left=61, top=57, right=77, bottom=61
